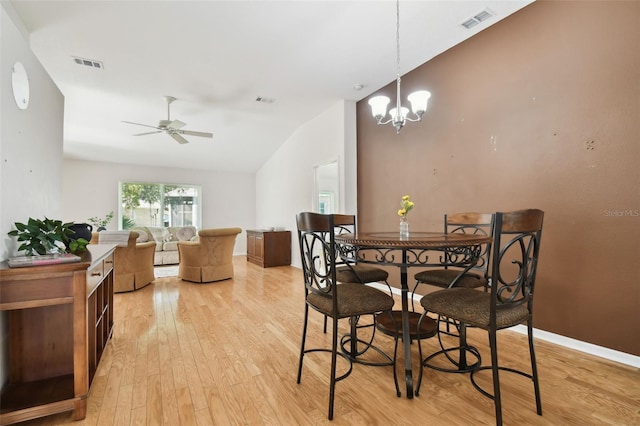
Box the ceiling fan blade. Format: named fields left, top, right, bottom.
left=133, top=130, right=163, bottom=136
left=180, top=130, right=213, bottom=138
left=170, top=133, right=189, bottom=144
left=122, top=120, right=160, bottom=130
left=167, top=120, right=186, bottom=130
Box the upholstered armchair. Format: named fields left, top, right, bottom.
left=177, top=227, right=242, bottom=283
left=91, top=231, right=156, bottom=293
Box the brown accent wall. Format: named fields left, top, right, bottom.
left=356, top=1, right=640, bottom=356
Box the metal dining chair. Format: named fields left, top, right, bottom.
left=296, top=212, right=399, bottom=420
left=416, top=209, right=544, bottom=426
left=412, top=212, right=495, bottom=372
left=331, top=214, right=394, bottom=357
left=413, top=212, right=495, bottom=292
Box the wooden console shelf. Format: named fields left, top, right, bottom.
left=246, top=230, right=291, bottom=268
left=0, top=245, right=115, bottom=425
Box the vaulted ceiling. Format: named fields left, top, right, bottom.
left=10, top=0, right=533, bottom=173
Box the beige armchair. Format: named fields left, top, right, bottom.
left=92, top=231, right=156, bottom=293
left=177, top=227, right=242, bottom=283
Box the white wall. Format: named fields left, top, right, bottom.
left=1, top=4, right=65, bottom=261
left=62, top=160, right=255, bottom=254
left=256, top=100, right=357, bottom=268
left=1, top=2, right=65, bottom=389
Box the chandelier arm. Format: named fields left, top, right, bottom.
left=375, top=117, right=395, bottom=126
left=404, top=115, right=424, bottom=123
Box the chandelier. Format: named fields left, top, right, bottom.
left=368, top=0, right=431, bottom=134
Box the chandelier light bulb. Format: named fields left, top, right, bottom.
left=389, top=106, right=409, bottom=121
left=368, top=96, right=391, bottom=119
left=407, top=90, right=431, bottom=116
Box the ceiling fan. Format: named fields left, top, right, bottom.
left=122, top=96, right=213, bottom=144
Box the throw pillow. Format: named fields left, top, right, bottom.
left=175, top=226, right=197, bottom=241
left=134, top=229, right=149, bottom=243
left=148, top=227, right=170, bottom=243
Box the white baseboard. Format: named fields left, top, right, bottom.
left=368, top=282, right=640, bottom=369
left=510, top=325, right=640, bottom=368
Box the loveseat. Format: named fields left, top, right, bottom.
left=132, top=226, right=199, bottom=265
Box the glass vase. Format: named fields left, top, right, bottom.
left=399, top=217, right=410, bottom=239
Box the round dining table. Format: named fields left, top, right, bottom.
left=334, top=231, right=492, bottom=398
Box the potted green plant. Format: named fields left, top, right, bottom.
left=7, top=217, right=89, bottom=255
left=87, top=211, right=114, bottom=231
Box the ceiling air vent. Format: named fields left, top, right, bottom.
left=256, top=96, right=276, bottom=104
left=73, top=56, right=104, bottom=69
left=460, top=8, right=494, bottom=30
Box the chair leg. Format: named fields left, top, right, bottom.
left=328, top=311, right=339, bottom=420
left=415, top=312, right=426, bottom=396
left=297, top=304, right=309, bottom=384
left=349, top=315, right=358, bottom=356
left=528, top=320, right=543, bottom=415
left=387, top=309, right=401, bottom=398
left=468, top=324, right=541, bottom=425
left=489, top=328, right=503, bottom=426
left=423, top=317, right=481, bottom=373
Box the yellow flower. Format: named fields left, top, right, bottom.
left=397, top=195, right=415, bottom=218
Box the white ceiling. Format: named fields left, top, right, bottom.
left=10, top=0, right=533, bottom=173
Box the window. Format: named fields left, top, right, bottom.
left=314, top=160, right=339, bottom=214
left=318, top=191, right=334, bottom=214
left=119, top=182, right=202, bottom=229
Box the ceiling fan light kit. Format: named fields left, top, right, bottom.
left=123, top=96, right=213, bottom=144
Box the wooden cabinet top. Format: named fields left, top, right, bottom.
left=0, top=244, right=115, bottom=277
left=246, top=229, right=290, bottom=235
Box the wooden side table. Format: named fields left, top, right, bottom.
left=246, top=230, right=291, bottom=267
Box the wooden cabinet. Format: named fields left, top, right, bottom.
left=246, top=230, right=291, bottom=268
left=0, top=245, right=115, bottom=425
left=87, top=249, right=114, bottom=384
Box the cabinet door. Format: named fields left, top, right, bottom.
left=255, top=235, right=264, bottom=260
left=247, top=233, right=256, bottom=258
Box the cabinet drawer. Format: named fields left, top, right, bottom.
left=103, top=253, right=114, bottom=275
left=86, top=262, right=104, bottom=295
left=0, top=274, right=73, bottom=307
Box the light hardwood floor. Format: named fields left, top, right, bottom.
left=27, top=257, right=639, bottom=425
